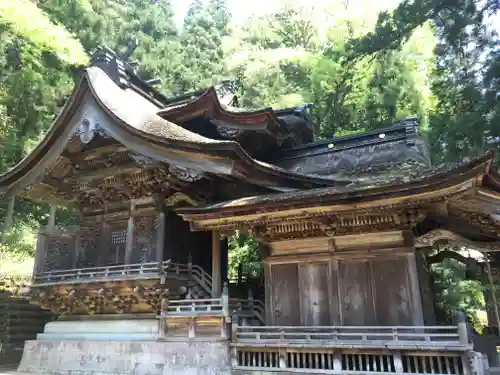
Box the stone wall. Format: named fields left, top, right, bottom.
left=18, top=340, right=230, bottom=375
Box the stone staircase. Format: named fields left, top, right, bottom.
left=0, top=285, right=55, bottom=366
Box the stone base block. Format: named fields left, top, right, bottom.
left=18, top=340, right=230, bottom=375
left=37, top=319, right=159, bottom=341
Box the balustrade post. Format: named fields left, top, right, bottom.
left=222, top=282, right=229, bottom=317
left=231, top=347, right=238, bottom=367
left=231, top=320, right=238, bottom=341
left=221, top=282, right=230, bottom=339
left=158, top=298, right=168, bottom=340
left=188, top=317, right=196, bottom=339
left=456, top=307, right=469, bottom=345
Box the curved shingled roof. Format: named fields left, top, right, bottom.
left=0, top=66, right=349, bottom=198
left=177, top=152, right=498, bottom=216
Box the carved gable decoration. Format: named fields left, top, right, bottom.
left=75, top=113, right=108, bottom=145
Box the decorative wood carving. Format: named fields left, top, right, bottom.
left=129, top=152, right=158, bottom=166
left=240, top=210, right=427, bottom=242
left=109, top=293, right=138, bottom=314
left=415, top=229, right=500, bottom=252
left=452, top=209, right=500, bottom=235
left=75, top=116, right=108, bottom=144
left=216, top=126, right=244, bottom=138
left=168, top=165, right=204, bottom=183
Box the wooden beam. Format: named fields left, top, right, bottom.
left=74, top=142, right=127, bottom=161
left=65, top=163, right=141, bottom=183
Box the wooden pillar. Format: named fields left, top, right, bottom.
left=485, top=257, right=500, bottom=330
left=32, top=229, right=47, bottom=277
left=1, top=196, right=15, bottom=242
left=125, top=200, right=136, bottom=265
left=47, top=205, right=56, bottom=232
left=415, top=249, right=436, bottom=325
left=155, top=198, right=165, bottom=262
left=33, top=205, right=56, bottom=276
left=211, top=230, right=221, bottom=298
left=407, top=252, right=424, bottom=326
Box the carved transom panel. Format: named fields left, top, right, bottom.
left=219, top=210, right=428, bottom=242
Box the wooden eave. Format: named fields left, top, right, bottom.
left=0, top=66, right=346, bottom=199
left=176, top=153, right=498, bottom=227
left=157, top=87, right=287, bottom=136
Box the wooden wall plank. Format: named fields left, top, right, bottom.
left=298, top=263, right=330, bottom=326
left=339, top=261, right=376, bottom=325
left=371, top=258, right=412, bottom=325
left=271, top=263, right=300, bottom=326
left=329, top=260, right=342, bottom=325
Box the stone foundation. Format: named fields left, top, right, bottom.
left=18, top=340, right=230, bottom=375
left=36, top=319, right=159, bottom=341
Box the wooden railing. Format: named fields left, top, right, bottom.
left=163, top=298, right=225, bottom=317
left=231, top=324, right=476, bottom=374
left=31, top=261, right=213, bottom=295
left=233, top=325, right=467, bottom=348
left=229, top=298, right=265, bottom=325
left=157, top=293, right=230, bottom=340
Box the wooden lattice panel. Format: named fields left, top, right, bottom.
left=44, top=234, right=75, bottom=271
left=47, top=156, right=73, bottom=179
left=108, top=228, right=127, bottom=264
left=132, top=215, right=157, bottom=263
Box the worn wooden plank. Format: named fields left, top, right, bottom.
left=330, top=260, right=342, bottom=325
left=298, top=263, right=330, bottom=326
left=339, top=261, right=376, bottom=325
left=371, top=257, right=412, bottom=326
left=415, top=249, right=437, bottom=325
left=271, top=263, right=300, bottom=326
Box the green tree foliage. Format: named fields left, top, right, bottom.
left=430, top=257, right=484, bottom=328
left=176, top=0, right=228, bottom=91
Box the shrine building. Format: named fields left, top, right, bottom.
left=0, top=48, right=499, bottom=375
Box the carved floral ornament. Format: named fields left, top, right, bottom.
left=415, top=229, right=500, bottom=252
left=29, top=284, right=172, bottom=315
